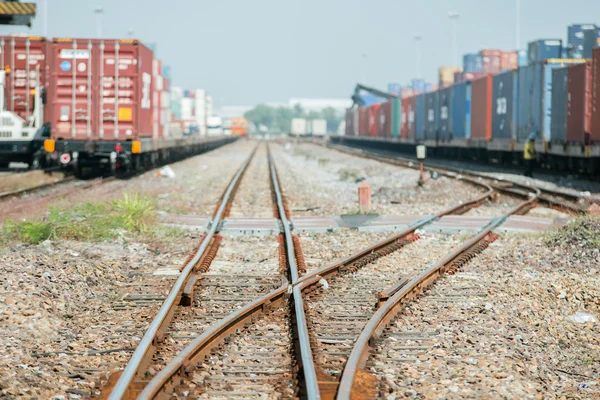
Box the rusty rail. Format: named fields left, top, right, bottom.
left=0, top=176, right=77, bottom=200
left=107, top=147, right=257, bottom=400
left=335, top=188, right=540, bottom=400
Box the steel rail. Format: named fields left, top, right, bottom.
left=0, top=176, right=76, bottom=200
left=134, top=146, right=499, bottom=399
left=336, top=188, right=540, bottom=400
left=108, top=147, right=257, bottom=400
left=267, top=144, right=320, bottom=399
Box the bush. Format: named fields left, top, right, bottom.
left=544, top=215, right=600, bottom=257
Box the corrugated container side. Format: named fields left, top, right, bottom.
left=582, top=28, right=600, bottom=58
left=451, top=82, right=468, bottom=138
left=400, top=98, right=409, bottom=138
left=49, top=39, right=155, bottom=141
left=407, top=96, right=416, bottom=139
left=492, top=70, right=518, bottom=140
left=391, top=98, right=401, bottom=137
left=412, top=79, right=426, bottom=92
left=470, top=75, right=493, bottom=140
left=415, top=94, right=425, bottom=140
left=463, top=53, right=483, bottom=73
left=592, top=48, right=600, bottom=142
left=528, top=39, right=562, bottom=63
left=345, top=108, right=354, bottom=136
left=368, top=104, right=380, bottom=136
left=550, top=67, right=568, bottom=142
left=501, top=51, right=518, bottom=71
left=438, top=87, right=452, bottom=140
left=517, top=64, right=534, bottom=140
left=378, top=101, right=392, bottom=137
left=567, top=61, right=592, bottom=143
left=0, top=36, right=50, bottom=123
left=518, top=50, right=528, bottom=66
left=358, top=107, right=369, bottom=136
left=439, top=66, right=462, bottom=86
left=424, top=91, right=438, bottom=140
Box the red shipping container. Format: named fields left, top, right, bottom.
left=480, top=49, right=502, bottom=75
left=501, top=51, right=518, bottom=71
left=49, top=38, right=155, bottom=141
left=590, top=48, right=600, bottom=143
left=567, top=61, right=592, bottom=143
left=368, top=104, right=380, bottom=136
left=378, top=101, right=392, bottom=137
left=0, top=36, right=50, bottom=123
left=358, top=107, right=369, bottom=136
left=345, top=108, right=355, bottom=136
left=400, top=97, right=410, bottom=138
left=470, top=75, right=493, bottom=141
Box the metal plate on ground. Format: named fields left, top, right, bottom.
left=219, top=218, right=280, bottom=236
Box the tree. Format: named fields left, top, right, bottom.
left=321, top=106, right=342, bottom=133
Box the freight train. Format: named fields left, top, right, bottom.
left=341, top=53, right=600, bottom=175
left=0, top=35, right=232, bottom=176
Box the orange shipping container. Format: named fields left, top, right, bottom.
left=368, top=104, right=380, bottom=136
left=501, top=51, right=518, bottom=71
left=470, top=75, right=493, bottom=141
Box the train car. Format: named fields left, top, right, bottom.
left=231, top=117, right=248, bottom=137
left=41, top=37, right=232, bottom=177
left=451, top=81, right=471, bottom=139
left=311, top=119, right=327, bottom=137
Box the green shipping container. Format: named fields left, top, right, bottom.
left=392, top=98, right=401, bottom=137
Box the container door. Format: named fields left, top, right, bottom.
left=465, top=83, right=472, bottom=139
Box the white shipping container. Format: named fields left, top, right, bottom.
left=155, top=76, right=164, bottom=91
left=152, top=59, right=160, bottom=77
left=311, top=119, right=327, bottom=136
left=291, top=118, right=307, bottom=136
left=161, top=91, right=170, bottom=109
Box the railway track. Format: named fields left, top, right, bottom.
left=322, top=141, right=594, bottom=215
left=0, top=176, right=76, bottom=201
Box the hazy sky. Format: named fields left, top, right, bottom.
left=1, top=0, right=600, bottom=106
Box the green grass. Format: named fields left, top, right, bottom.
left=544, top=215, right=600, bottom=249
left=2, top=193, right=157, bottom=244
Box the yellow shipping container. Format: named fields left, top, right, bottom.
left=438, top=66, right=462, bottom=85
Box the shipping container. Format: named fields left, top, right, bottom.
left=492, top=70, right=519, bottom=140
left=439, top=66, right=462, bottom=86
left=451, top=82, right=471, bottom=139
left=567, top=62, right=592, bottom=143
left=401, top=97, right=410, bottom=138
left=424, top=91, right=438, bottom=140
left=360, top=94, right=385, bottom=107
left=358, top=107, right=369, bottom=136
left=401, top=87, right=414, bottom=98
left=0, top=36, right=50, bottom=123
left=582, top=28, right=600, bottom=58
left=291, top=118, right=307, bottom=136
left=378, top=101, right=392, bottom=137
left=345, top=108, right=358, bottom=136
left=592, top=48, right=600, bottom=143
left=454, top=72, right=483, bottom=84
left=463, top=53, right=483, bottom=73
left=470, top=75, right=493, bottom=141
left=528, top=39, right=562, bottom=63
left=412, top=78, right=426, bottom=93
left=438, top=87, right=452, bottom=140
left=567, top=24, right=595, bottom=58
left=49, top=38, right=155, bottom=141
left=501, top=51, right=518, bottom=71
left=480, top=49, right=502, bottom=75
left=517, top=59, right=586, bottom=141
left=415, top=94, right=425, bottom=140
left=550, top=67, right=568, bottom=142
left=518, top=50, right=528, bottom=67
left=387, top=83, right=401, bottom=96
left=391, top=98, right=401, bottom=137
left=368, top=104, right=380, bottom=136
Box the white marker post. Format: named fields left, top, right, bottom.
left=416, top=145, right=426, bottom=186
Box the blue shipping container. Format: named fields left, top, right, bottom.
left=387, top=82, right=402, bottom=95
left=567, top=24, right=596, bottom=58
left=415, top=94, right=425, bottom=140
left=360, top=94, right=386, bottom=107
left=518, top=50, right=528, bottom=67
left=583, top=28, right=600, bottom=58
left=451, top=82, right=471, bottom=138
left=463, top=53, right=483, bottom=73
left=492, top=70, right=519, bottom=140
left=424, top=91, right=439, bottom=140
left=424, top=82, right=434, bottom=93
left=412, top=79, right=426, bottom=92
left=528, top=39, right=562, bottom=63
left=438, top=87, right=452, bottom=140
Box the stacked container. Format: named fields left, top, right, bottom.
left=480, top=49, right=502, bottom=74
left=470, top=75, right=493, bottom=141
left=528, top=39, right=562, bottom=63
left=463, top=53, right=483, bottom=73
left=582, top=28, right=600, bottom=58
left=492, top=70, right=519, bottom=140
left=439, top=66, right=462, bottom=87
left=500, top=51, right=518, bottom=71
left=424, top=91, right=438, bottom=140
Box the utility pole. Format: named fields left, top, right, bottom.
left=448, top=11, right=460, bottom=67
left=414, top=35, right=423, bottom=78
left=94, top=6, right=104, bottom=39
